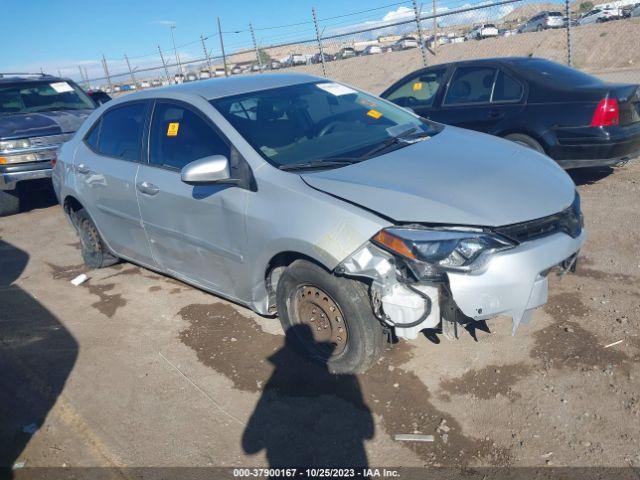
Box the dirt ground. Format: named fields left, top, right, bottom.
left=1, top=146, right=639, bottom=477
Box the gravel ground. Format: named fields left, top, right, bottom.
left=0, top=158, right=639, bottom=473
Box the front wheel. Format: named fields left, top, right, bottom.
left=276, top=260, right=385, bottom=374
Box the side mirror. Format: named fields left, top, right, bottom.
left=181, top=155, right=234, bottom=185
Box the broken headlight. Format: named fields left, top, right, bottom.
left=372, top=227, right=515, bottom=278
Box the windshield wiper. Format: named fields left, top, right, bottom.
left=358, top=125, right=421, bottom=160
left=278, top=158, right=360, bottom=171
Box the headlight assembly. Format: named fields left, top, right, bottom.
left=0, top=139, right=31, bottom=153
left=372, top=226, right=515, bottom=278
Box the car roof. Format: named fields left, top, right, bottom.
left=118, top=73, right=323, bottom=102
left=0, top=73, right=68, bottom=85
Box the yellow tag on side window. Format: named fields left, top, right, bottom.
left=367, top=109, right=382, bottom=119
left=413, top=82, right=423, bottom=91
left=167, top=122, right=180, bottom=137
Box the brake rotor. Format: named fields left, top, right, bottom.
left=293, top=285, right=348, bottom=356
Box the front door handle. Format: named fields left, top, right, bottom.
left=77, top=164, right=94, bottom=175
left=136, top=181, right=160, bottom=196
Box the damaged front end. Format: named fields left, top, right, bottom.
left=335, top=202, right=586, bottom=339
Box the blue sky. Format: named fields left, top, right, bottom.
left=3, top=0, right=519, bottom=82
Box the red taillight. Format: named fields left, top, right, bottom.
left=590, top=98, right=619, bottom=127
left=51, top=150, right=57, bottom=168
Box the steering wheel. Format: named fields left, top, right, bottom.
left=317, top=120, right=343, bottom=137
left=404, top=96, right=420, bottom=106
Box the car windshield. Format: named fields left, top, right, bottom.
left=548, top=11, right=563, bottom=16
left=212, top=81, right=442, bottom=170
left=0, top=80, right=95, bottom=115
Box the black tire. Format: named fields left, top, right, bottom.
left=536, top=24, right=544, bottom=31
left=0, top=190, right=20, bottom=216
left=504, top=133, right=546, bottom=154
left=72, top=208, right=119, bottom=268
left=276, top=260, right=384, bottom=374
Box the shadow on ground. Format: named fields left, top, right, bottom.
left=0, top=239, right=78, bottom=475
left=568, top=166, right=614, bottom=186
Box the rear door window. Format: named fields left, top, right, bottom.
left=491, top=71, right=524, bottom=102
left=443, top=66, right=497, bottom=105
left=94, top=102, right=147, bottom=161
left=149, top=101, right=230, bottom=170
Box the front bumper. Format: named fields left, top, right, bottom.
left=0, top=162, right=52, bottom=190
left=339, top=229, right=586, bottom=339
left=448, top=230, right=586, bottom=331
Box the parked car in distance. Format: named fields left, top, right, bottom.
left=381, top=57, right=640, bottom=169
left=362, top=45, right=383, bottom=55
left=578, top=7, right=620, bottom=24
left=392, top=36, right=419, bottom=50
left=285, top=54, right=307, bottom=67
left=519, top=11, right=565, bottom=32
left=0, top=73, right=95, bottom=215
left=310, top=52, right=333, bottom=64
left=87, top=89, right=111, bottom=106
left=335, top=47, right=357, bottom=60
left=465, top=24, right=499, bottom=40
left=54, top=73, right=585, bottom=373
left=269, top=60, right=282, bottom=70
left=199, top=71, right=212, bottom=80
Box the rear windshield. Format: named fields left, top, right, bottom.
left=0, top=80, right=95, bottom=115
left=547, top=11, right=563, bottom=16
left=514, top=59, right=602, bottom=87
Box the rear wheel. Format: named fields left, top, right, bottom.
left=504, top=133, right=545, bottom=154
left=0, top=190, right=20, bottom=217
left=276, top=260, right=384, bottom=374
left=72, top=208, right=119, bottom=268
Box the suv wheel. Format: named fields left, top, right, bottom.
left=0, top=190, right=20, bottom=216
left=72, top=208, right=119, bottom=268
left=276, top=260, right=384, bottom=374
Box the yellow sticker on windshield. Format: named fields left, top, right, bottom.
left=413, top=82, right=423, bottom=91
left=367, top=109, right=382, bottom=119
left=167, top=122, right=180, bottom=137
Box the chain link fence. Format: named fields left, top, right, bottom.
left=80, top=0, right=640, bottom=95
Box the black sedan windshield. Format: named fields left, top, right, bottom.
left=0, top=80, right=95, bottom=114
left=212, top=81, right=441, bottom=169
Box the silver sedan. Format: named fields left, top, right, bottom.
left=53, top=73, right=585, bottom=373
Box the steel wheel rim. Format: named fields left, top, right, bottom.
left=291, top=285, right=348, bottom=358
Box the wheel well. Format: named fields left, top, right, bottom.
left=264, top=251, right=330, bottom=312
left=501, top=131, right=547, bottom=153
left=63, top=195, right=84, bottom=215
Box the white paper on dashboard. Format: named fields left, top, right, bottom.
left=316, top=82, right=357, bottom=96
left=50, top=82, right=74, bottom=93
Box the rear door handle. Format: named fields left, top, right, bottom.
left=77, top=164, right=94, bottom=175
left=136, top=181, right=160, bottom=196
left=488, top=108, right=503, bottom=119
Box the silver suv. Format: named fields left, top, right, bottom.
left=519, top=11, right=564, bottom=32
left=53, top=74, right=585, bottom=373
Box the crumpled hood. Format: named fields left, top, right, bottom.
left=0, top=109, right=92, bottom=140
left=302, top=126, right=576, bottom=227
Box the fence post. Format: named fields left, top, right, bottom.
left=412, top=0, right=428, bottom=67
left=83, top=66, right=90, bottom=89
left=312, top=7, right=327, bottom=77
left=124, top=54, right=136, bottom=85
left=101, top=55, right=112, bottom=91
left=77, top=66, right=86, bottom=88
left=432, top=0, right=438, bottom=54
left=218, top=17, right=229, bottom=77
left=158, top=46, right=171, bottom=84
left=565, top=0, right=573, bottom=66
left=201, top=35, right=212, bottom=72
left=249, top=23, right=263, bottom=71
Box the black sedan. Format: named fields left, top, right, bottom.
left=381, top=57, right=640, bottom=169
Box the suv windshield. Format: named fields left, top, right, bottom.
left=0, top=80, right=95, bottom=115
left=212, top=81, right=442, bottom=170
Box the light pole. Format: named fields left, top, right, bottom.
left=170, top=24, right=183, bottom=77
